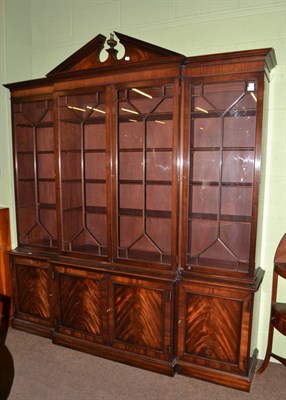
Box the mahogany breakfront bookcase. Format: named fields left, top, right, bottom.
left=4, top=32, right=276, bottom=391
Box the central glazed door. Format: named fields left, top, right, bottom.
left=112, top=79, right=180, bottom=270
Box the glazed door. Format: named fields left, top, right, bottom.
left=181, top=79, right=260, bottom=275
left=12, top=98, right=57, bottom=250
left=58, top=88, right=110, bottom=258
left=109, top=275, right=174, bottom=362
left=113, top=80, right=179, bottom=268
left=53, top=266, right=109, bottom=344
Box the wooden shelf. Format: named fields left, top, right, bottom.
left=119, top=147, right=172, bottom=152
left=191, top=109, right=256, bottom=118
left=189, top=213, right=251, bottom=223
left=119, top=208, right=171, bottom=218
left=119, top=180, right=172, bottom=185
left=187, top=255, right=249, bottom=270
left=63, top=206, right=106, bottom=214
left=15, top=121, right=53, bottom=128
left=118, top=112, right=172, bottom=123
left=63, top=244, right=108, bottom=255
left=61, top=149, right=106, bottom=153
left=62, top=179, right=106, bottom=184
left=19, top=203, right=56, bottom=210
left=60, top=117, right=105, bottom=125
left=190, top=147, right=255, bottom=151
left=189, top=181, right=253, bottom=187
left=118, top=248, right=171, bottom=264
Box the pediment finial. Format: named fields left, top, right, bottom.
left=106, top=33, right=119, bottom=60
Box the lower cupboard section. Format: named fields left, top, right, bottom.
left=52, top=264, right=175, bottom=375
left=9, top=255, right=260, bottom=390
left=176, top=280, right=258, bottom=391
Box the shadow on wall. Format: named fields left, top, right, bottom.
left=0, top=295, right=14, bottom=400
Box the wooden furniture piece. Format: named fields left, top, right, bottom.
left=0, top=207, right=12, bottom=324
left=256, top=233, right=286, bottom=374
left=4, top=32, right=276, bottom=391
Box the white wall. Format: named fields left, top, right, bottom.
left=2, top=0, right=286, bottom=360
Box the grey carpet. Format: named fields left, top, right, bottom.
left=2, top=328, right=285, bottom=400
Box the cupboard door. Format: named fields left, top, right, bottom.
left=13, top=99, right=57, bottom=250
left=11, top=256, right=53, bottom=331
left=114, top=81, right=179, bottom=267
left=53, top=266, right=108, bottom=344
left=177, top=281, right=253, bottom=374
left=109, top=275, right=173, bottom=361
left=58, top=89, right=110, bottom=258
left=183, top=80, right=259, bottom=274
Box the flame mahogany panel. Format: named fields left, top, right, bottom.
left=177, top=281, right=253, bottom=375
left=185, top=293, right=242, bottom=364
left=56, top=271, right=107, bottom=343
left=109, top=276, right=173, bottom=361
left=15, top=261, right=51, bottom=321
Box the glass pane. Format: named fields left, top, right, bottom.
left=85, top=123, right=105, bottom=150
left=202, top=81, right=245, bottom=111
left=61, top=182, right=82, bottom=210
left=85, top=153, right=106, bottom=180
left=221, top=187, right=253, bottom=217
left=146, top=185, right=172, bottom=212
left=224, top=116, right=256, bottom=148
left=38, top=181, right=56, bottom=204
left=146, top=152, right=172, bottom=181
left=37, top=127, right=54, bottom=151
left=220, top=221, right=251, bottom=261
left=146, top=119, right=173, bottom=148
left=17, top=153, right=34, bottom=179
left=188, top=219, right=218, bottom=262
left=60, top=122, right=81, bottom=150
left=119, top=121, right=144, bottom=149
left=18, top=181, right=35, bottom=206
left=21, top=100, right=52, bottom=124
left=146, top=217, right=171, bottom=257
left=86, top=183, right=106, bottom=208
left=193, top=117, right=221, bottom=148
left=37, top=154, right=55, bottom=179
left=191, top=151, right=220, bottom=182
left=119, top=152, right=143, bottom=180
left=61, top=152, right=82, bottom=180
left=15, top=127, right=34, bottom=151
left=222, top=150, right=254, bottom=183
left=117, top=83, right=174, bottom=264
left=191, top=186, right=219, bottom=216
left=120, top=184, right=143, bottom=210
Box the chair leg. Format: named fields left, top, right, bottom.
left=256, top=322, right=274, bottom=375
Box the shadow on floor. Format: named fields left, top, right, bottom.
left=0, top=295, right=14, bottom=400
